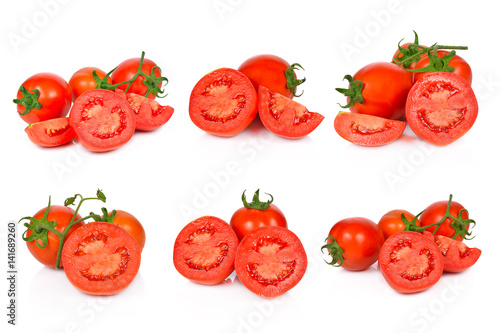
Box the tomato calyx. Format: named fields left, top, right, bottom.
left=285, top=63, right=306, bottom=97
left=321, top=236, right=344, bottom=267
left=89, top=207, right=117, bottom=223
left=335, top=75, right=364, bottom=108
left=400, top=210, right=426, bottom=232
left=393, top=31, right=426, bottom=69
left=242, top=189, right=274, bottom=211
left=13, top=86, right=43, bottom=115
left=406, top=49, right=457, bottom=74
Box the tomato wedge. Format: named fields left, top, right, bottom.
left=405, top=72, right=478, bottom=146
left=258, top=86, right=324, bottom=138
left=173, top=216, right=239, bottom=285
left=189, top=68, right=257, bottom=137
left=61, top=222, right=141, bottom=296
left=235, top=226, right=307, bottom=298
left=25, top=117, right=76, bottom=147
left=334, top=112, right=406, bottom=146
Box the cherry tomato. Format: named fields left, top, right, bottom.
left=413, top=50, right=472, bottom=85
left=25, top=117, right=76, bottom=148
left=420, top=198, right=469, bottom=241
left=110, top=210, right=146, bottom=251
left=69, top=67, right=111, bottom=102
left=378, top=209, right=420, bottom=241
left=111, top=56, right=162, bottom=99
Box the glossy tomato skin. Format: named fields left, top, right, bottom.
left=230, top=204, right=287, bottom=241
left=25, top=117, right=76, bottom=147
left=69, top=67, right=111, bottom=102
left=111, top=210, right=146, bottom=251
left=420, top=199, right=469, bottom=242
left=26, top=205, right=83, bottom=268
left=327, top=217, right=384, bottom=271
left=414, top=51, right=472, bottom=85
left=111, top=57, right=161, bottom=99
left=16, top=73, right=72, bottom=124
left=378, top=209, right=420, bottom=241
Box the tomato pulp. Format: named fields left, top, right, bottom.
left=25, top=117, right=76, bottom=147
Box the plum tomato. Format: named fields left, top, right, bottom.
left=25, top=117, right=76, bottom=147
left=413, top=50, right=472, bottom=85
left=110, top=210, right=146, bottom=251
left=235, top=226, right=307, bottom=298
left=420, top=198, right=470, bottom=242
left=69, top=67, right=112, bottom=102
left=173, top=216, right=239, bottom=285
left=378, top=209, right=420, bottom=241
left=111, top=56, right=162, bottom=99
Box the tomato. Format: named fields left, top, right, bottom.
left=69, top=89, right=136, bottom=152
left=110, top=210, right=146, bottom=251
left=25, top=205, right=83, bottom=268
left=333, top=112, right=406, bottom=147
left=258, top=86, right=324, bottom=139
left=69, top=67, right=111, bottom=102
left=420, top=199, right=469, bottom=241
left=189, top=68, right=257, bottom=137
left=230, top=190, right=287, bottom=241
left=173, top=216, right=239, bottom=285
left=61, top=222, right=141, bottom=295
left=379, top=231, right=444, bottom=293
left=25, top=117, right=76, bottom=147
left=111, top=56, right=162, bottom=99
left=14, top=73, right=72, bottom=124
left=378, top=209, right=420, bottom=241
left=336, top=62, right=413, bottom=120
left=392, top=42, right=427, bottom=70
left=323, top=217, right=383, bottom=271
left=413, top=51, right=472, bottom=85
left=405, top=72, right=478, bottom=146
left=235, top=226, right=307, bottom=298
left=238, top=54, right=305, bottom=99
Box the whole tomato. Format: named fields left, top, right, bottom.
left=109, top=210, right=146, bottom=251
left=420, top=198, right=470, bottom=242
left=111, top=55, right=162, bottom=99
left=378, top=209, right=420, bottom=241
left=413, top=50, right=472, bottom=85
left=69, top=67, right=111, bottom=101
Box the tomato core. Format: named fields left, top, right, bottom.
left=184, top=224, right=229, bottom=271
left=390, top=238, right=436, bottom=281
left=350, top=118, right=392, bottom=134
left=81, top=97, right=127, bottom=139
left=45, top=122, right=71, bottom=137
left=199, top=76, right=247, bottom=123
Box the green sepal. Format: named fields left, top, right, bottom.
left=335, top=75, right=364, bottom=108
left=285, top=63, right=306, bottom=97
left=321, top=236, right=344, bottom=267
left=242, top=189, right=273, bottom=211
left=13, top=86, right=43, bottom=115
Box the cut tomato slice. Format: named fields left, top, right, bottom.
left=69, top=89, right=136, bottom=152
left=405, top=72, right=478, bottom=146
left=235, top=226, right=307, bottom=298
left=25, top=117, right=76, bottom=147
left=61, top=222, right=141, bottom=296
left=334, top=112, right=406, bottom=146
left=189, top=68, right=257, bottom=137
left=258, top=86, right=324, bottom=138
left=173, top=216, right=239, bottom=285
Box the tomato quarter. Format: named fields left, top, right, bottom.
left=25, top=117, right=76, bottom=147
left=118, top=91, right=174, bottom=131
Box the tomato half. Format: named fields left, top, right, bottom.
left=25, top=205, right=83, bottom=268
left=111, top=210, right=146, bottom=251
left=173, top=216, right=239, bottom=285
left=405, top=72, right=478, bottom=146
left=69, top=67, right=111, bottom=102
left=413, top=51, right=472, bottom=85
left=378, top=209, right=420, bottom=241
left=189, top=68, right=257, bottom=137
left=334, top=112, right=406, bottom=147
left=14, top=73, right=72, bottom=124
left=420, top=199, right=469, bottom=241
left=118, top=91, right=174, bottom=131
left=111, top=56, right=161, bottom=99
left=69, top=89, right=136, bottom=152
left=258, top=86, right=324, bottom=139
left=379, top=231, right=444, bottom=293
left=25, top=117, right=76, bottom=147
left=235, top=226, right=307, bottom=298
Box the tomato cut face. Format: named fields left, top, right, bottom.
left=117, top=91, right=174, bottom=131
left=258, top=86, right=324, bottom=139
left=379, top=231, right=444, bottom=293
left=173, top=216, right=239, bottom=285
left=235, top=226, right=307, bottom=298
left=69, top=89, right=136, bottom=152
left=62, top=222, right=141, bottom=295
left=189, top=68, right=257, bottom=137
left=334, top=112, right=406, bottom=146
left=25, top=117, right=76, bottom=147
left=405, top=72, right=478, bottom=146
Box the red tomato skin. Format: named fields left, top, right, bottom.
left=392, top=43, right=427, bottom=69
left=414, top=51, right=472, bottom=85
left=230, top=204, right=287, bottom=242
left=420, top=200, right=469, bottom=242
left=25, top=117, right=76, bottom=147
left=111, top=57, right=161, bottom=99
left=69, top=67, right=111, bottom=102
left=111, top=210, right=146, bottom=251
left=17, top=73, right=72, bottom=124
left=378, top=209, right=420, bottom=241
left=25, top=205, right=83, bottom=268
left=327, top=217, right=384, bottom=271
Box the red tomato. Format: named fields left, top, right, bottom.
left=25, top=117, right=76, bottom=147
left=413, top=51, right=472, bottom=85
left=62, top=222, right=141, bottom=295
left=392, top=42, right=427, bottom=69
left=324, top=217, right=383, bottom=271
left=173, top=216, right=239, bottom=285
left=14, top=73, right=72, bottom=124
left=110, top=210, right=146, bottom=251
left=258, top=86, right=324, bottom=139
left=405, top=72, right=478, bottom=146
left=189, top=68, right=257, bottom=137
left=379, top=231, right=444, bottom=293
left=69, top=89, right=136, bottom=152
left=378, top=209, right=420, bottom=241
left=420, top=199, right=469, bottom=241
left=238, top=54, right=304, bottom=99
left=235, top=226, right=307, bottom=298
left=69, top=67, right=111, bottom=102
left=25, top=205, right=83, bottom=268
left=111, top=56, right=161, bottom=99
left=333, top=112, right=406, bottom=147
left=337, top=62, right=413, bottom=120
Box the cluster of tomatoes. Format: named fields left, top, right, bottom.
left=20, top=190, right=146, bottom=295
left=334, top=32, right=478, bottom=147
left=173, top=190, right=307, bottom=298
left=14, top=52, right=174, bottom=152
left=189, top=55, right=324, bottom=139
left=322, top=195, right=481, bottom=293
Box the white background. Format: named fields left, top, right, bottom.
left=1, top=0, right=498, bottom=332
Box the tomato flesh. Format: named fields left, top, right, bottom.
left=25, top=117, right=76, bottom=147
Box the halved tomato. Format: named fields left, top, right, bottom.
left=234, top=226, right=307, bottom=298
left=61, top=222, right=141, bottom=295
left=25, top=117, right=76, bottom=147
left=405, top=72, right=478, bottom=146
left=173, top=216, right=239, bottom=285
left=69, top=89, right=136, bottom=152
left=189, top=68, right=257, bottom=137
left=334, top=112, right=406, bottom=146
left=258, top=86, right=324, bottom=139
